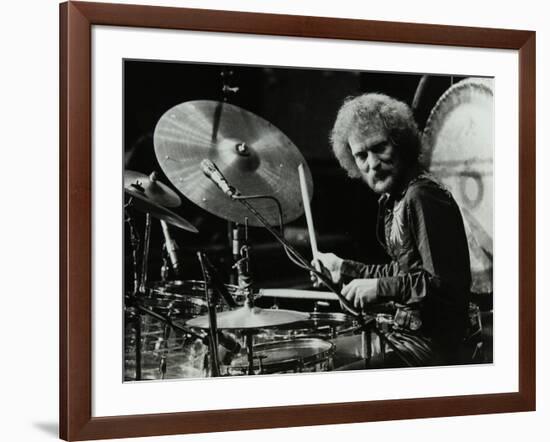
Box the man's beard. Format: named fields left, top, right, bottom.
left=364, top=170, right=397, bottom=194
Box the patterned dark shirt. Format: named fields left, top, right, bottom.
left=341, top=172, right=471, bottom=349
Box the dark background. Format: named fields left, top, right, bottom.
left=123, top=59, right=463, bottom=292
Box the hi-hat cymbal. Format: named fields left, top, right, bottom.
left=124, top=170, right=181, bottom=207
left=185, top=305, right=309, bottom=330
left=153, top=100, right=313, bottom=226
left=124, top=172, right=198, bottom=233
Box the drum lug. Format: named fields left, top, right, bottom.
left=159, top=355, right=167, bottom=380
left=257, top=356, right=264, bottom=375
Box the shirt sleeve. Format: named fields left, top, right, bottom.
left=340, top=259, right=399, bottom=280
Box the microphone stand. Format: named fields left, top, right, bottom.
left=231, top=192, right=363, bottom=320
left=228, top=191, right=413, bottom=368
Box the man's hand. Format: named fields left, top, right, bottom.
left=310, top=252, right=344, bottom=286
left=341, top=278, right=378, bottom=310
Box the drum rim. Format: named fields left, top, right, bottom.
left=307, top=311, right=356, bottom=322
left=149, top=279, right=240, bottom=292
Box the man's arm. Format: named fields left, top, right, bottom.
left=315, top=254, right=399, bottom=284
left=340, top=259, right=399, bottom=280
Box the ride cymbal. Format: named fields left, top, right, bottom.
left=154, top=100, right=313, bottom=226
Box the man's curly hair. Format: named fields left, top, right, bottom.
left=330, top=93, right=421, bottom=179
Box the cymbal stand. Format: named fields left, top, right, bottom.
left=197, top=252, right=221, bottom=377
left=245, top=331, right=255, bottom=375
left=138, top=212, right=152, bottom=295
left=221, top=66, right=240, bottom=286
left=125, top=203, right=141, bottom=295
left=159, top=309, right=172, bottom=380
left=228, top=222, right=237, bottom=285
left=229, top=223, right=240, bottom=285
left=124, top=179, right=154, bottom=296
left=232, top=218, right=254, bottom=302
left=124, top=202, right=143, bottom=380
left=134, top=204, right=151, bottom=381
left=220, top=67, right=239, bottom=103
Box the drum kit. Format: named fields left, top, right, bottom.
left=123, top=96, right=377, bottom=381
left=123, top=73, right=496, bottom=379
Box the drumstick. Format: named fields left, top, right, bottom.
left=298, top=164, right=319, bottom=267
left=258, top=288, right=339, bottom=302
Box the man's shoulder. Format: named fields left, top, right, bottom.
left=404, top=173, right=454, bottom=204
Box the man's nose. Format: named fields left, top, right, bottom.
left=367, top=153, right=381, bottom=170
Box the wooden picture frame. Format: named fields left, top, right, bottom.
left=59, top=1, right=536, bottom=440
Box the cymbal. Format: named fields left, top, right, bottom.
left=153, top=100, right=313, bottom=226
left=124, top=170, right=181, bottom=208
left=185, top=305, right=309, bottom=330
left=422, top=78, right=494, bottom=293
left=125, top=184, right=199, bottom=233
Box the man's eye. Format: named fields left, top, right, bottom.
left=370, top=142, right=391, bottom=155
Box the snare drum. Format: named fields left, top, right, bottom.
left=226, top=338, right=334, bottom=375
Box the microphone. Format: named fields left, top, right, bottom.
left=200, top=159, right=236, bottom=197
left=160, top=220, right=181, bottom=275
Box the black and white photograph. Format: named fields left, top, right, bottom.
left=3, top=0, right=546, bottom=440
left=123, top=60, right=494, bottom=381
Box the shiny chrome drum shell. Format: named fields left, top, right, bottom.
left=255, top=311, right=359, bottom=342
left=124, top=316, right=208, bottom=381
left=226, top=338, right=334, bottom=375
left=142, top=279, right=244, bottom=317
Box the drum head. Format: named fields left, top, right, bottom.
left=422, top=78, right=494, bottom=293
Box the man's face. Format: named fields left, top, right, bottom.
left=348, top=125, right=403, bottom=194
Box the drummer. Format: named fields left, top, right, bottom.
left=315, top=93, right=471, bottom=367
